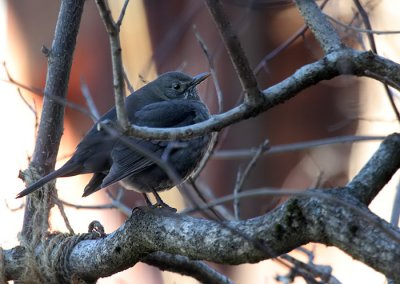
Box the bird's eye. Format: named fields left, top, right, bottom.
left=172, top=82, right=181, bottom=90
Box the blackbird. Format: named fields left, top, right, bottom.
left=16, top=71, right=211, bottom=207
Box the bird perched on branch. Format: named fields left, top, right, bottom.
left=16, top=71, right=211, bottom=208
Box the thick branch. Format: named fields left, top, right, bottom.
left=346, top=133, right=400, bottom=204
left=126, top=50, right=400, bottom=140
left=294, top=0, right=344, bottom=53
left=21, top=0, right=86, bottom=238
left=5, top=135, right=400, bottom=281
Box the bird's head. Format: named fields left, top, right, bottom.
left=150, top=71, right=210, bottom=101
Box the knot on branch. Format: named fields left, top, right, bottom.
left=19, top=232, right=102, bottom=283
left=18, top=167, right=105, bottom=283
left=20, top=167, right=55, bottom=234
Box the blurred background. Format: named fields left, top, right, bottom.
left=0, top=0, right=399, bottom=283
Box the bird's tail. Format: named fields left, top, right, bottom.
left=16, top=163, right=80, bottom=198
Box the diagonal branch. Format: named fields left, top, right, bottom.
left=294, top=0, right=344, bottom=53
left=345, top=133, right=400, bottom=204
left=204, top=0, right=264, bottom=106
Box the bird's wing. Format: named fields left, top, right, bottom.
left=100, top=138, right=166, bottom=188
left=100, top=100, right=209, bottom=188
left=133, top=99, right=208, bottom=127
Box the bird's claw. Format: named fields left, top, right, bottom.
left=151, top=201, right=177, bottom=212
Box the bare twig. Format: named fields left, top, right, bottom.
left=143, top=252, right=234, bottom=284
left=62, top=199, right=117, bottom=211
left=352, top=0, right=400, bottom=122
left=213, top=135, right=386, bottom=159
left=105, top=188, right=133, bottom=216
left=233, top=139, right=269, bottom=220
left=2, top=61, right=43, bottom=94
left=193, top=25, right=223, bottom=113
left=95, top=0, right=129, bottom=130
left=123, top=67, right=134, bottom=93
left=80, top=77, right=100, bottom=121
left=352, top=0, right=377, bottom=52
left=53, top=197, right=75, bottom=234
left=204, top=0, right=263, bottom=106
left=279, top=254, right=341, bottom=284
left=3, top=62, right=96, bottom=120
left=325, top=13, right=400, bottom=35
left=187, top=179, right=234, bottom=220
left=61, top=188, right=132, bottom=216
left=116, top=0, right=130, bottom=28
left=254, top=0, right=331, bottom=75
left=188, top=30, right=221, bottom=180
left=186, top=178, right=226, bottom=221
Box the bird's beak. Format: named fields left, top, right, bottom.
left=192, top=72, right=210, bottom=86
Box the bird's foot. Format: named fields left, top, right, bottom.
left=141, top=192, right=177, bottom=212
left=151, top=201, right=177, bottom=213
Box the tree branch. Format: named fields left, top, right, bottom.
left=21, top=0, right=86, bottom=238
left=345, top=133, right=400, bottom=204
left=95, top=0, right=130, bottom=130
left=126, top=49, right=400, bottom=140
left=204, top=0, right=263, bottom=106
left=143, top=252, right=233, bottom=284
left=4, top=134, right=398, bottom=281
left=294, top=0, right=344, bottom=53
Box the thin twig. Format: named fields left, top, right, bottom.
left=2, top=61, right=44, bottom=94
left=325, top=13, right=400, bottom=35
left=116, top=0, right=130, bottom=28
left=62, top=199, right=117, bottom=210
left=80, top=77, right=100, bottom=121
left=105, top=189, right=136, bottom=216
left=213, top=135, right=386, bottom=159
left=188, top=29, right=221, bottom=179
left=187, top=178, right=225, bottom=221
left=352, top=0, right=400, bottom=123
left=143, top=252, right=234, bottom=284
left=204, top=0, right=263, bottom=106
left=279, top=254, right=341, bottom=284
left=95, top=0, right=129, bottom=130
left=61, top=188, right=131, bottom=216
left=352, top=0, right=377, bottom=52
left=193, top=25, right=223, bottom=113
left=3, top=62, right=96, bottom=120
left=233, top=139, right=270, bottom=220
left=123, top=67, right=134, bottom=93
left=53, top=197, right=75, bottom=234
left=189, top=179, right=234, bottom=220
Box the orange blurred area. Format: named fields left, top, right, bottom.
left=1, top=0, right=399, bottom=283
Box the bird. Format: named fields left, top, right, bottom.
left=16, top=71, right=211, bottom=208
